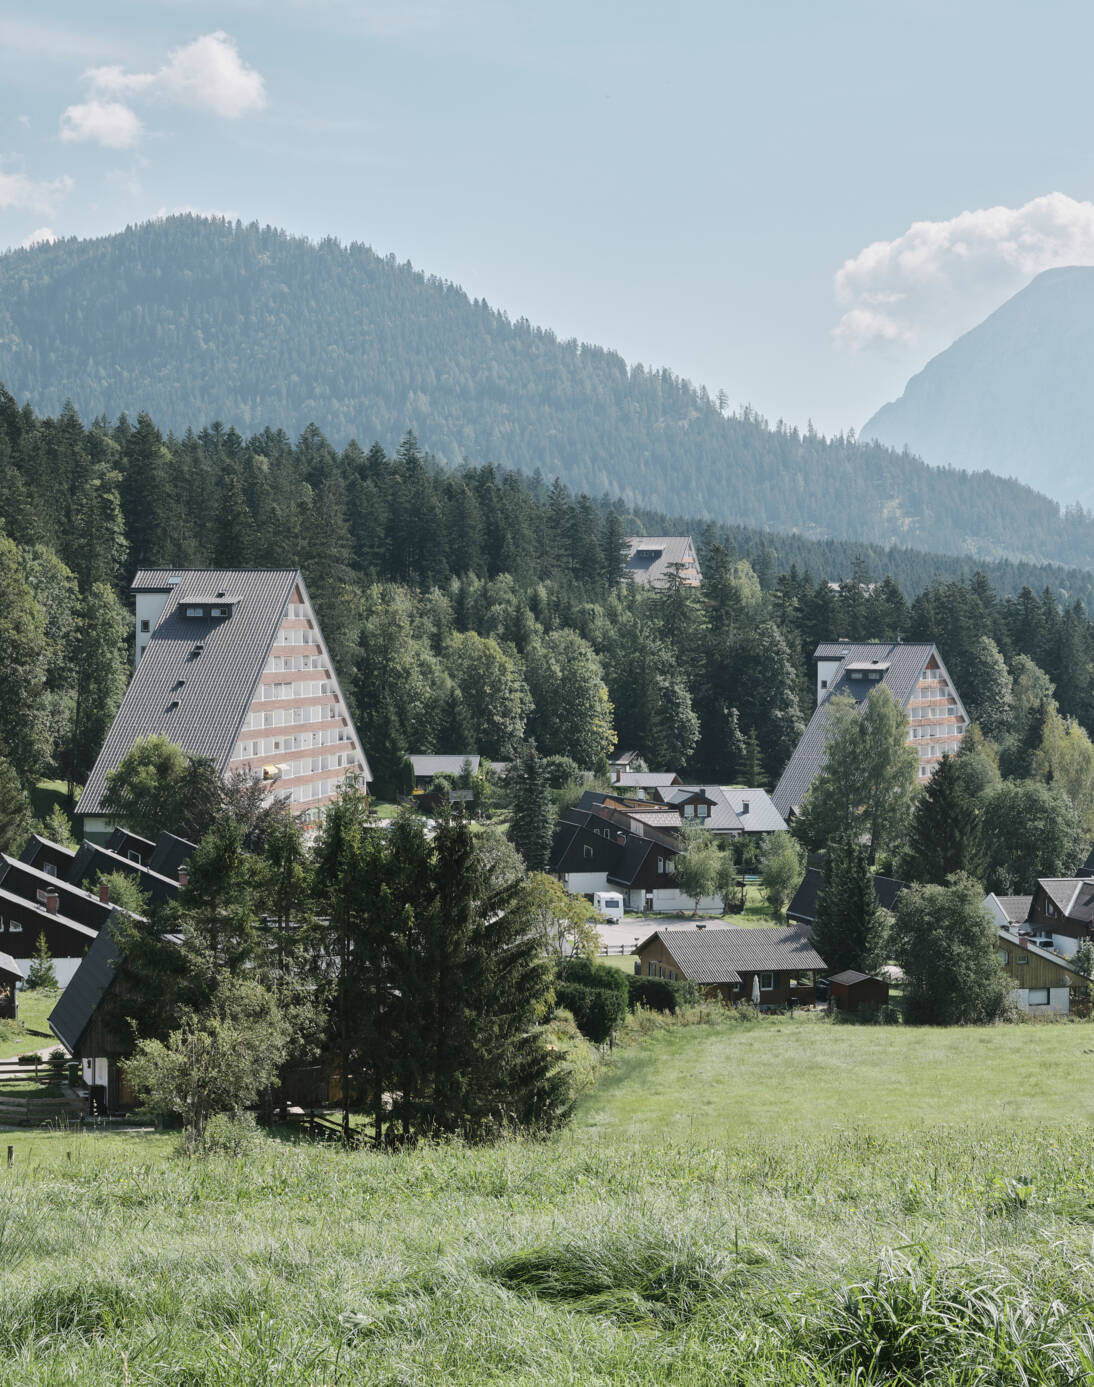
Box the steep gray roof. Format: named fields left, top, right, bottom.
left=773, top=642, right=944, bottom=818
left=668, top=786, right=744, bottom=834
left=623, top=536, right=701, bottom=588
left=0, top=885, right=98, bottom=943
left=410, top=755, right=481, bottom=778
left=48, top=921, right=124, bottom=1052
left=637, top=926, right=826, bottom=983
left=721, top=788, right=787, bottom=834
left=787, top=867, right=907, bottom=926
left=992, top=895, right=1034, bottom=925
left=1039, top=879, right=1094, bottom=922
left=82, top=569, right=370, bottom=817
left=612, top=772, right=681, bottom=790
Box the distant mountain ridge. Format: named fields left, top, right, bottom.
left=863, top=267, right=1094, bottom=510
left=3, top=216, right=1094, bottom=569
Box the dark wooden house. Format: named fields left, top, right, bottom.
left=0, top=951, right=20, bottom=1020
left=787, top=868, right=907, bottom=930
left=634, top=926, right=827, bottom=1007
left=828, top=969, right=889, bottom=1012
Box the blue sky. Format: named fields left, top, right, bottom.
left=2, top=1, right=1093, bottom=433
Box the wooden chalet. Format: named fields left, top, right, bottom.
left=996, top=927, right=1089, bottom=1015
left=634, top=926, right=827, bottom=1007
left=787, top=867, right=907, bottom=930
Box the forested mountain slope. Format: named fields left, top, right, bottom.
left=863, top=268, right=1094, bottom=511
left=2, top=217, right=1094, bottom=569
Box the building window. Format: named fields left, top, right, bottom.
left=997, top=948, right=1008, bottom=963
left=657, top=856, right=665, bottom=873
left=684, top=804, right=694, bottom=818
left=697, top=803, right=708, bottom=818
left=140, top=619, right=150, bottom=633
left=584, top=845, right=593, bottom=859
left=8, top=920, right=21, bottom=933
left=1027, top=988, right=1050, bottom=1005
left=759, top=972, right=774, bottom=991
left=185, top=606, right=205, bottom=618
left=1016, top=955, right=1028, bottom=966
left=820, top=679, right=828, bottom=689
left=648, top=961, right=657, bottom=976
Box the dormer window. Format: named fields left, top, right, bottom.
left=741, top=800, right=750, bottom=814
left=185, top=606, right=205, bottom=618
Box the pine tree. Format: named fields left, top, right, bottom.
left=812, top=839, right=888, bottom=975
left=902, top=753, right=981, bottom=885
left=740, top=727, right=764, bottom=787
left=23, top=934, right=58, bottom=991
left=508, top=748, right=555, bottom=872
left=0, top=757, right=31, bottom=855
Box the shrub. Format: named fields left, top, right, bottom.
left=47, top=1048, right=66, bottom=1071
left=554, top=983, right=627, bottom=1045
left=556, top=959, right=629, bottom=1043
left=199, top=1112, right=264, bottom=1157
left=627, top=976, right=692, bottom=1014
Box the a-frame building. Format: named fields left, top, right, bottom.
left=772, top=641, right=969, bottom=820
left=80, top=569, right=370, bottom=839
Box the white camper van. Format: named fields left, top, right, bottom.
left=594, top=891, right=624, bottom=920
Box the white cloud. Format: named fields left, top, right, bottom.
left=0, top=167, right=72, bottom=214
left=60, top=100, right=142, bottom=150
left=89, top=31, right=266, bottom=119
left=21, top=226, right=56, bottom=248
left=834, top=192, right=1094, bottom=354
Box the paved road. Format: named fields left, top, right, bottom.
left=595, top=915, right=724, bottom=957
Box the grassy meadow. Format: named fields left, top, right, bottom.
left=1, top=1016, right=1093, bottom=1384
left=0, top=990, right=62, bottom=1061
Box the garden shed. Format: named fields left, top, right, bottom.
left=828, top=970, right=888, bottom=1012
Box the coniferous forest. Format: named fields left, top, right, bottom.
left=3, top=216, right=1094, bottom=569
left=4, top=387, right=1094, bottom=811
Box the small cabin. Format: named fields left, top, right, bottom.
left=828, top=970, right=889, bottom=1013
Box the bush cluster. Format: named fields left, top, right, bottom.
left=555, top=959, right=628, bottom=1044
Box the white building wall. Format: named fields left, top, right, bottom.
left=134, top=591, right=171, bottom=668
left=816, top=658, right=842, bottom=705
left=1053, top=933, right=1079, bottom=959
left=628, top=887, right=722, bottom=915
left=1011, top=985, right=1071, bottom=1014
left=562, top=871, right=611, bottom=896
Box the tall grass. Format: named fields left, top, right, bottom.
left=1, top=1022, right=1093, bottom=1383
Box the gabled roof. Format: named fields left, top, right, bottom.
left=409, top=755, right=481, bottom=778
left=0, top=885, right=98, bottom=941
left=773, top=642, right=959, bottom=818
left=48, top=920, right=125, bottom=1052
left=147, top=832, right=196, bottom=879
left=667, top=786, right=744, bottom=834
left=987, top=894, right=1034, bottom=925
left=18, top=834, right=77, bottom=867
left=611, top=772, right=681, bottom=789
left=720, top=788, right=787, bottom=834
left=997, top=927, right=1086, bottom=977
left=828, top=969, right=877, bottom=986
left=622, top=536, right=701, bottom=588
left=787, top=867, right=907, bottom=926
left=82, top=569, right=301, bottom=816
left=68, top=841, right=181, bottom=904
left=637, top=926, right=826, bottom=984
left=1037, top=878, right=1094, bottom=922
left=0, top=854, right=113, bottom=926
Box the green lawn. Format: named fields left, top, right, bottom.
left=0, top=990, right=61, bottom=1060
left=2, top=1018, right=1094, bottom=1385
left=577, top=1013, right=1094, bottom=1141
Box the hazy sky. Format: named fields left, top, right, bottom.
left=3, top=1, right=1093, bottom=434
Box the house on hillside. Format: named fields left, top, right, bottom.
left=787, top=867, right=907, bottom=930
left=409, top=755, right=481, bottom=790
left=18, top=834, right=77, bottom=880
left=983, top=879, right=1094, bottom=960
left=80, top=569, right=370, bottom=840
left=0, top=953, right=20, bottom=1020
left=721, top=789, right=787, bottom=837
left=773, top=642, right=970, bottom=819
left=635, top=926, right=826, bottom=1007
left=995, top=927, right=1088, bottom=1014
left=610, top=771, right=681, bottom=797
left=622, top=537, right=702, bottom=589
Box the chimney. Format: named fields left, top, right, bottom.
left=45, top=891, right=59, bottom=915
left=99, top=882, right=110, bottom=905
left=178, top=866, right=190, bottom=889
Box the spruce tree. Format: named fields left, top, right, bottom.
left=812, top=839, right=888, bottom=975
left=508, top=748, right=555, bottom=872
left=740, top=727, right=764, bottom=787
left=24, top=934, right=58, bottom=991
left=902, top=753, right=980, bottom=885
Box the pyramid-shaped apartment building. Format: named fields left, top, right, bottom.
left=80, top=569, right=370, bottom=839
